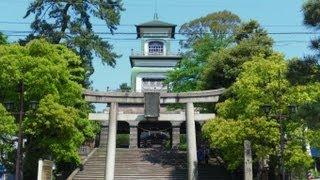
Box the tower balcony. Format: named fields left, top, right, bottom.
left=129, top=49, right=182, bottom=68
left=130, top=49, right=180, bottom=57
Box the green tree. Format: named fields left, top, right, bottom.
left=119, top=83, right=131, bottom=92
left=203, top=117, right=279, bottom=171
left=0, top=104, right=17, bottom=172
left=165, top=11, right=240, bottom=93
left=166, top=18, right=273, bottom=94
left=0, top=32, right=8, bottom=45
left=200, top=20, right=273, bottom=89
left=298, top=102, right=320, bottom=130
left=303, top=0, right=320, bottom=60
left=217, top=53, right=288, bottom=120
left=203, top=53, right=319, bottom=177
left=287, top=56, right=320, bottom=85
left=0, top=39, right=99, bottom=179
left=23, top=0, right=125, bottom=86
left=0, top=36, right=15, bottom=172
left=292, top=0, right=320, bottom=89
left=179, top=10, right=240, bottom=48
left=166, top=35, right=231, bottom=92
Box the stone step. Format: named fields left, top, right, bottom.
left=74, top=175, right=226, bottom=180
left=76, top=173, right=187, bottom=176
left=73, top=148, right=232, bottom=180
left=82, top=168, right=187, bottom=171
left=77, top=169, right=222, bottom=174
left=89, top=156, right=187, bottom=159
left=84, top=164, right=187, bottom=168
left=74, top=175, right=223, bottom=178
left=86, top=162, right=187, bottom=165
left=74, top=176, right=188, bottom=180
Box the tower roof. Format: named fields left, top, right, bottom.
left=136, top=20, right=176, bottom=27
left=136, top=20, right=176, bottom=38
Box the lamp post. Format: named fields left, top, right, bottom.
left=261, top=104, right=297, bottom=180
left=1, top=82, right=38, bottom=180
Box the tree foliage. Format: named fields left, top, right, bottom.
left=303, top=0, right=320, bottom=57
left=166, top=35, right=230, bottom=92
left=298, top=102, right=320, bottom=130
left=200, top=20, right=274, bottom=89
left=303, top=0, right=320, bottom=28
left=203, top=117, right=279, bottom=170
left=217, top=54, right=288, bottom=120
left=23, top=0, right=125, bottom=86
left=0, top=32, right=8, bottom=45
left=203, top=53, right=319, bottom=176
left=287, top=56, right=320, bottom=85
left=0, top=39, right=99, bottom=178
left=119, top=83, right=131, bottom=92
left=166, top=16, right=274, bottom=94
left=0, top=104, right=16, bottom=171
left=165, top=11, right=240, bottom=93
left=179, top=10, right=240, bottom=48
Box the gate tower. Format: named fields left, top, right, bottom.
left=130, top=17, right=182, bottom=92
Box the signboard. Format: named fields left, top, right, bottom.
left=144, top=92, right=160, bottom=118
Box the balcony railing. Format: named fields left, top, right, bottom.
left=130, top=50, right=180, bottom=57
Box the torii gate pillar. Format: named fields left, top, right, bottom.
left=105, top=102, right=117, bottom=180
left=186, top=102, right=198, bottom=180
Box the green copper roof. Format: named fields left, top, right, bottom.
left=136, top=19, right=176, bottom=38
left=136, top=20, right=176, bottom=27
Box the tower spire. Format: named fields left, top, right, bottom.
left=154, top=0, right=159, bottom=20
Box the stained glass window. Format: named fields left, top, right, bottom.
left=148, top=41, right=164, bottom=55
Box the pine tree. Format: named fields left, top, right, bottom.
left=23, top=1, right=125, bottom=86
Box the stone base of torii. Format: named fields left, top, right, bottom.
left=84, top=89, right=224, bottom=180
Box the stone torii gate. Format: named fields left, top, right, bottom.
left=84, top=89, right=224, bottom=180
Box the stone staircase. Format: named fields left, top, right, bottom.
left=72, top=147, right=232, bottom=180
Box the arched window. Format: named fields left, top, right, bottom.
left=148, top=41, right=164, bottom=55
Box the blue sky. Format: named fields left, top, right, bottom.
left=0, top=0, right=315, bottom=92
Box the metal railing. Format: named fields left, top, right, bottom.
left=130, top=50, right=180, bottom=56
